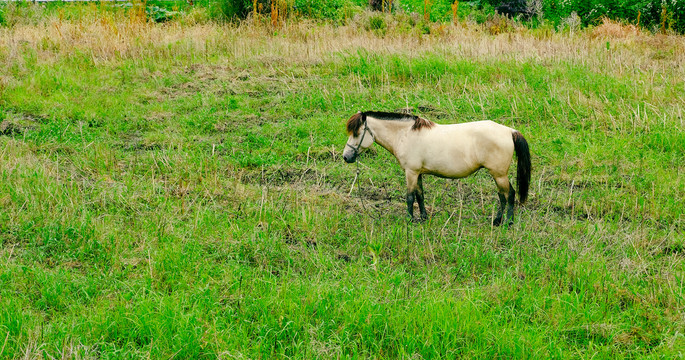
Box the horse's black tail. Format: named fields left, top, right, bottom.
left=512, top=130, right=531, bottom=204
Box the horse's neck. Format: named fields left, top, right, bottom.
left=368, top=118, right=407, bottom=155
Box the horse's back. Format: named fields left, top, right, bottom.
left=413, top=120, right=515, bottom=177
left=439, top=120, right=514, bottom=148
left=453, top=120, right=513, bottom=134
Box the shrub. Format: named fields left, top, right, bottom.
left=539, top=0, right=685, bottom=33
left=495, top=0, right=534, bottom=19
left=197, top=0, right=362, bottom=22
left=486, top=11, right=516, bottom=33
left=201, top=0, right=252, bottom=20
left=146, top=5, right=181, bottom=22
left=557, top=11, right=581, bottom=33
left=293, top=0, right=362, bottom=21
left=0, top=1, right=45, bottom=27
left=366, top=12, right=388, bottom=34
left=369, top=0, right=397, bottom=12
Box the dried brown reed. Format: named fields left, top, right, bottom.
left=591, top=17, right=640, bottom=39
left=424, top=0, right=431, bottom=22
left=452, top=1, right=459, bottom=25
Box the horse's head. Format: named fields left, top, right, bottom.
left=343, top=112, right=374, bottom=163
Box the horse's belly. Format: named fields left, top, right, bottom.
left=421, top=158, right=479, bottom=179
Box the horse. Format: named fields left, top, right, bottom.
left=343, top=111, right=531, bottom=226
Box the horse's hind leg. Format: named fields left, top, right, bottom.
left=506, top=185, right=515, bottom=224
left=494, top=192, right=506, bottom=226
left=492, top=175, right=515, bottom=226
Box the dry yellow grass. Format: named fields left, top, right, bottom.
left=591, top=17, right=641, bottom=39
left=1, top=6, right=684, bottom=134
left=1, top=8, right=684, bottom=73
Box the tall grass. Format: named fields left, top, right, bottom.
left=0, top=4, right=684, bottom=358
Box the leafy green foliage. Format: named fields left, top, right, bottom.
left=366, top=12, right=388, bottom=33
left=293, top=0, right=358, bottom=20
left=202, top=0, right=253, bottom=19
left=484, top=0, right=685, bottom=33
left=146, top=5, right=181, bottom=22
left=0, top=3, right=5, bottom=26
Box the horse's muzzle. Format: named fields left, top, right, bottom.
left=343, top=153, right=357, bottom=163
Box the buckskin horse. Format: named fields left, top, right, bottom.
left=343, top=111, right=531, bottom=226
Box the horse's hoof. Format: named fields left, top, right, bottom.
left=408, top=216, right=426, bottom=224
left=493, top=218, right=514, bottom=228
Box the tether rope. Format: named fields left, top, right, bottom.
left=350, top=160, right=383, bottom=220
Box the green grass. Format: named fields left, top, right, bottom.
left=0, top=10, right=684, bottom=359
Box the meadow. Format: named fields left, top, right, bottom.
left=0, top=3, right=684, bottom=358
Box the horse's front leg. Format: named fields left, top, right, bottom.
left=416, top=174, right=428, bottom=221
left=405, top=170, right=420, bottom=221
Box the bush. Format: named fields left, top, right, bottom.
left=0, top=2, right=47, bottom=27
left=486, top=11, right=516, bottom=33
left=494, top=0, right=533, bottom=19
left=369, top=0, right=397, bottom=12
left=151, top=0, right=685, bottom=33
left=366, top=12, right=387, bottom=34
left=553, top=0, right=685, bottom=33
left=146, top=5, right=181, bottom=22
left=200, top=0, right=252, bottom=20
left=293, top=0, right=357, bottom=21
left=481, top=0, right=685, bottom=33
left=399, top=0, right=459, bottom=22
left=197, top=0, right=362, bottom=22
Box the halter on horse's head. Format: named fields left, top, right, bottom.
left=343, top=112, right=374, bottom=163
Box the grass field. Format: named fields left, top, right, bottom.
left=0, top=5, right=684, bottom=359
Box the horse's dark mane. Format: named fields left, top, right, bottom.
left=411, top=116, right=435, bottom=131
left=364, top=111, right=416, bottom=122
left=346, top=111, right=435, bottom=135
